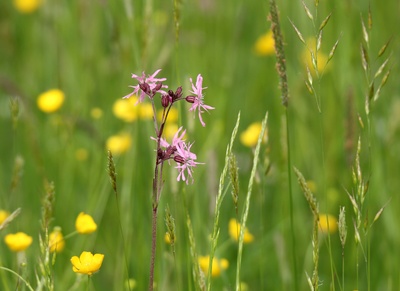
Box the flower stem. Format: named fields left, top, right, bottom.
left=149, top=205, right=158, bottom=291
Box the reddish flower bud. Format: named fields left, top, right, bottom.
left=139, top=83, right=151, bottom=95
left=154, top=82, right=163, bottom=92
left=174, top=155, right=185, bottom=164
left=161, top=95, right=170, bottom=108
left=175, top=86, right=183, bottom=98
left=185, top=95, right=196, bottom=103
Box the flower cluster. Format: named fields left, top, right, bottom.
left=123, top=70, right=214, bottom=184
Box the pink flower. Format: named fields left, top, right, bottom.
left=123, top=69, right=168, bottom=103
left=187, top=74, right=214, bottom=127
left=174, top=141, right=202, bottom=184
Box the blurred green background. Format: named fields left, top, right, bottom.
left=1, top=0, right=399, bottom=290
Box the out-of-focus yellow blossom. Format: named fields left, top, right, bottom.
left=75, top=148, right=88, bottom=161
left=0, top=210, right=10, bottom=225
left=198, top=256, right=229, bottom=277
left=254, top=30, right=275, bottom=56
left=302, top=38, right=329, bottom=75
left=37, top=89, right=65, bottom=113
left=157, top=107, right=178, bottom=123
left=113, top=97, right=138, bottom=122
left=70, top=251, right=104, bottom=275
left=49, top=227, right=65, bottom=253
left=240, top=282, right=249, bottom=291
left=228, top=218, right=254, bottom=243
left=90, top=107, right=103, bottom=119
left=106, top=133, right=132, bottom=155
left=13, top=0, right=41, bottom=13
left=240, top=122, right=268, bottom=148
left=4, top=232, right=33, bottom=252
left=75, top=212, right=97, bottom=234
left=138, top=102, right=154, bottom=120
left=319, top=214, right=338, bottom=234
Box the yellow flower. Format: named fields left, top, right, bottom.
left=90, top=107, right=103, bottom=119
left=198, top=256, right=229, bottom=277
left=112, top=97, right=138, bottom=122
left=319, top=214, right=338, bottom=234
left=4, top=232, right=33, bottom=252
left=70, top=251, right=104, bottom=276
left=37, top=89, right=65, bottom=113
left=254, top=30, right=275, bottom=56
left=75, top=212, right=97, bottom=234
left=164, top=233, right=172, bottom=244
left=13, top=0, right=41, bottom=13
left=240, top=122, right=268, bottom=148
left=49, top=227, right=65, bottom=253
left=163, top=123, right=181, bottom=141
left=228, top=218, right=254, bottom=243
left=0, top=210, right=10, bottom=225
left=138, top=103, right=154, bottom=120
left=301, top=38, right=329, bottom=75
left=306, top=180, right=317, bottom=193
left=106, top=133, right=132, bottom=155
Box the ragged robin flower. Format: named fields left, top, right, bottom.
left=49, top=227, right=65, bottom=253
left=123, top=69, right=168, bottom=103
left=319, top=213, right=338, bottom=234
left=228, top=218, right=254, bottom=243
left=75, top=212, right=97, bottom=234
left=4, top=232, right=33, bottom=252
left=37, top=89, right=65, bottom=113
left=198, top=256, right=229, bottom=277
left=186, top=74, right=214, bottom=127
left=254, top=30, right=275, bottom=56
left=70, top=251, right=104, bottom=275
left=154, top=127, right=201, bottom=185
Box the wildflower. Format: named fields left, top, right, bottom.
left=70, top=251, right=104, bottom=275
left=240, top=122, right=268, bottom=148
left=123, top=69, right=167, bottom=103
left=228, top=218, right=254, bottom=243
left=90, top=107, right=103, bottom=119
left=113, top=97, right=138, bottom=122
left=174, top=141, right=200, bottom=184
left=163, top=123, right=180, bottom=141
left=0, top=210, right=10, bottom=225
left=37, top=89, right=65, bottom=113
left=4, top=232, right=33, bottom=252
left=164, top=233, right=172, bottom=244
left=186, top=74, right=214, bottom=127
left=138, top=102, right=154, bottom=120
left=198, top=256, right=229, bottom=277
left=49, top=227, right=65, bottom=253
left=319, top=213, right=338, bottom=234
left=254, top=30, right=275, bottom=56
left=75, top=212, right=97, bottom=234
left=13, top=0, right=41, bottom=13
left=106, top=133, right=132, bottom=155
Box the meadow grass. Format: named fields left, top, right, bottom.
left=0, top=0, right=399, bottom=290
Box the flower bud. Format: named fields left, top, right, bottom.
left=174, top=155, right=185, bottom=164
left=161, top=95, right=170, bottom=108
left=175, top=86, right=183, bottom=99
left=139, top=83, right=151, bottom=95
left=185, top=95, right=196, bottom=103
left=154, top=82, right=163, bottom=92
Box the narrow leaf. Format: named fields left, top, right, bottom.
left=302, top=0, right=313, bottom=20
left=327, top=33, right=342, bottom=63
left=289, top=18, right=306, bottom=44
left=361, top=16, right=369, bottom=45
left=378, top=37, right=392, bottom=58
left=319, top=12, right=332, bottom=31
